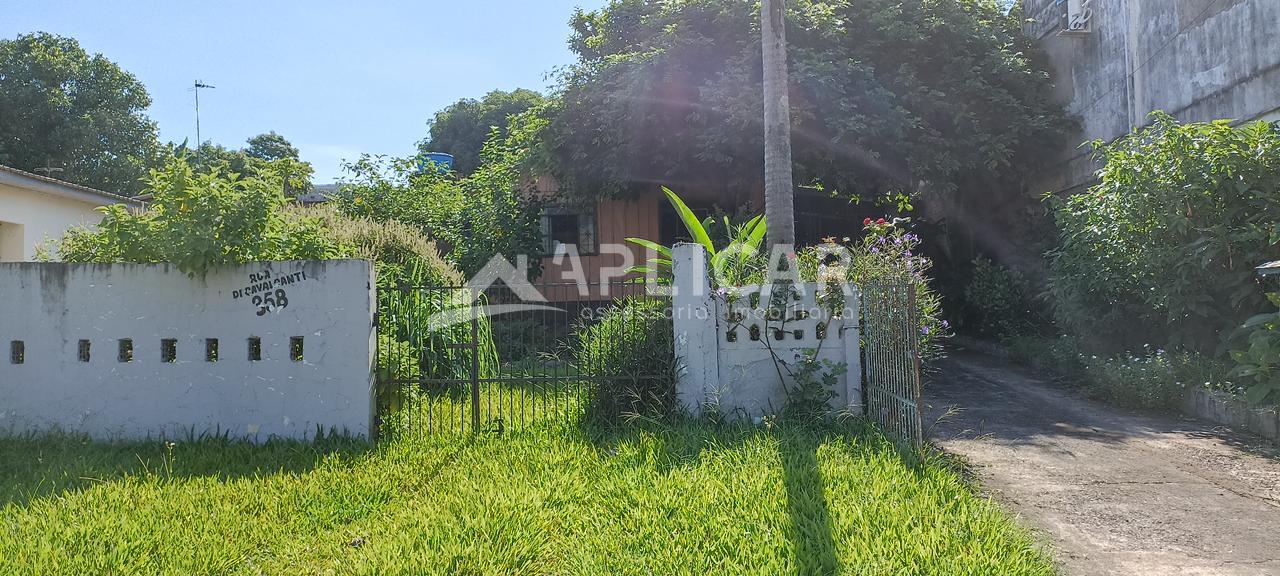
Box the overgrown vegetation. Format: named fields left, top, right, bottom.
left=1006, top=337, right=1237, bottom=413
left=1044, top=113, right=1280, bottom=407
left=334, top=109, right=546, bottom=278
left=577, top=298, right=677, bottom=427
left=418, top=88, right=545, bottom=175
left=1048, top=113, right=1280, bottom=353
left=797, top=219, right=949, bottom=362
left=1227, top=292, right=1280, bottom=406
left=962, top=256, right=1043, bottom=339
left=539, top=0, right=1071, bottom=203
left=0, top=418, right=1055, bottom=574
left=51, top=156, right=336, bottom=274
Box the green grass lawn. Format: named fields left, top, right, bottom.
left=0, top=408, right=1054, bottom=575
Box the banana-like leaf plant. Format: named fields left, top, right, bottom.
left=627, top=187, right=766, bottom=286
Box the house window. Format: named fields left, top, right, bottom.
left=549, top=214, right=580, bottom=247
left=541, top=205, right=597, bottom=255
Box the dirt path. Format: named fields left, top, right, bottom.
left=927, top=350, right=1280, bottom=576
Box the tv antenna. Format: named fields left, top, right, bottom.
left=33, top=165, right=64, bottom=178
left=194, top=80, right=216, bottom=149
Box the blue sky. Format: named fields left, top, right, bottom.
left=2, top=0, right=606, bottom=183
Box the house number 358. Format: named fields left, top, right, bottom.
left=253, top=289, right=290, bottom=316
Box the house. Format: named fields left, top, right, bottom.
left=0, top=164, right=141, bottom=261
left=531, top=176, right=867, bottom=302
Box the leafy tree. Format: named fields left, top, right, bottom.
left=419, top=88, right=545, bottom=175
left=245, top=131, right=300, bottom=162
left=338, top=108, right=546, bottom=278
left=182, top=131, right=313, bottom=197
left=0, top=32, right=159, bottom=195
left=1048, top=113, right=1280, bottom=353
left=539, top=0, right=1071, bottom=203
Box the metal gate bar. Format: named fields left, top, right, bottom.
left=376, top=281, right=668, bottom=438
left=862, top=281, right=924, bottom=447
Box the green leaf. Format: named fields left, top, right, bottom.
left=662, top=187, right=714, bottom=255
left=626, top=237, right=673, bottom=258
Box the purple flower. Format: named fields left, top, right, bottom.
left=870, top=247, right=880, bottom=253
left=941, top=320, right=950, bottom=329
left=921, top=326, right=931, bottom=335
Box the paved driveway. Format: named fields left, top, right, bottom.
left=927, top=350, right=1280, bottom=576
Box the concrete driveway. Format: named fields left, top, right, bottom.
left=927, top=350, right=1280, bottom=576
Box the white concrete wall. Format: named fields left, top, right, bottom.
left=0, top=260, right=376, bottom=442
left=0, top=182, right=108, bottom=261
left=672, top=244, right=862, bottom=418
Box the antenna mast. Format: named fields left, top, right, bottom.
left=194, top=80, right=216, bottom=150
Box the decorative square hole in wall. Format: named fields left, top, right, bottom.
left=205, top=338, right=219, bottom=362
left=247, top=337, right=262, bottom=361
left=77, top=340, right=91, bottom=362
left=9, top=340, right=23, bottom=364
left=161, top=339, right=177, bottom=363
left=118, top=339, right=133, bottom=363
left=289, top=336, right=304, bottom=362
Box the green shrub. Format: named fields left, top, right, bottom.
left=1048, top=113, right=1280, bottom=353
left=576, top=298, right=677, bottom=426
left=964, top=256, right=1042, bottom=338
left=333, top=110, right=546, bottom=278
left=1079, top=348, right=1231, bottom=412
left=1227, top=293, right=1280, bottom=406
left=53, top=156, right=338, bottom=273
left=290, top=206, right=501, bottom=383
left=1005, top=335, right=1085, bottom=377
left=798, top=220, right=949, bottom=364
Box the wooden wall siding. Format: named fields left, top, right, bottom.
left=538, top=195, right=661, bottom=302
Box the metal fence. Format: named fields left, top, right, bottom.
left=375, top=281, right=669, bottom=438
left=862, top=281, right=924, bottom=447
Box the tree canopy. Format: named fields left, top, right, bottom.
left=0, top=32, right=159, bottom=195
left=185, top=132, right=313, bottom=197
left=339, top=110, right=547, bottom=279
left=245, top=131, right=300, bottom=162
left=539, top=0, right=1072, bottom=202
left=419, top=88, right=545, bottom=175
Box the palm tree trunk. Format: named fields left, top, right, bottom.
left=761, top=0, right=795, bottom=248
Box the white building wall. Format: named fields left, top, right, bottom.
left=1023, top=0, right=1280, bottom=194
left=0, top=260, right=376, bottom=442
left=0, top=181, right=109, bottom=261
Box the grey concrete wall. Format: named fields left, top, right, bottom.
left=1184, top=388, right=1279, bottom=444
left=0, top=260, right=375, bottom=442
left=1024, top=0, right=1280, bottom=194
left=672, top=244, right=862, bottom=418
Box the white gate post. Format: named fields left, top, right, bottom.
left=843, top=286, right=863, bottom=413
left=672, top=243, right=719, bottom=414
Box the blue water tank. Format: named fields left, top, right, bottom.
left=419, top=152, right=455, bottom=174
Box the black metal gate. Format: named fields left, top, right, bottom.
left=862, top=281, right=924, bottom=447
left=375, top=281, right=668, bottom=437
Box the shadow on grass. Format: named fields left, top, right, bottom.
left=0, top=429, right=373, bottom=508
left=778, top=428, right=841, bottom=575
left=578, top=414, right=930, bottom=574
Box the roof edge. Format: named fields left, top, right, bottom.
left=0, top=164, right=143, bottom=207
